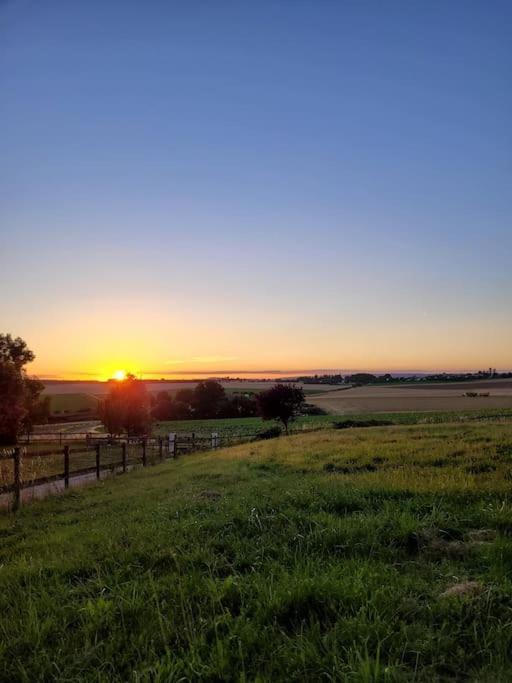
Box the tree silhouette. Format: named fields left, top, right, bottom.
left=0, top=334, right=46, bottom=444
left=256, top=384, right=305, bottom=433
left=100, top=374, right=152, bottom=436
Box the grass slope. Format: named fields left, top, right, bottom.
left=2, top=422, right=512, bottom=681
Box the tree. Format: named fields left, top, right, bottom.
left=0, top=334, right=35, bottom=369
left=256, top=383, right=305, bottom=433
left=219, top=393, right=258, bottom=418
left=192, top=380, right=226, bottom=418
left=100, top=374, right=152, bottom=436
left=151, top=390, right=175, bottom=420
left=0, top=362, right=27, bottom=445
left=23, top=378, right=50, bottom=432
left=0, top=334, right=44, bottom=445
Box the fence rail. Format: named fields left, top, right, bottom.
left=0, top=431, right=262, bottom=510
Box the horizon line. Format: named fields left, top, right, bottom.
left=32, top=367, right=511, bottom=382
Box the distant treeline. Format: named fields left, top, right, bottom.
left=287, top=369, right=512, bottom=386
left=151, top=381, right=324, bottom=421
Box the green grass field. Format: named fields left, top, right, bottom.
left=153, top=407, right=512, bottom=438
left=2, top=419, right=512, bottom=680
left=47, top=393, right=99, bottom=417
left=153, top=414, right=335, bottom=437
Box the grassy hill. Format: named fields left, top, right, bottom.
left=2, top=422, right=512, bottom=680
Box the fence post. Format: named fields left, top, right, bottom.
left=158, top=437, right=163, bottom=461
left=64, top=445, right=70, bottom=489
left=191, top=432, right=195, bottom=451
left=142, top=440, right=147, bottom=467
left=169, top=433, right=176, bottom=459
left=122, top=442, right=127, bottom=473
left=212, top=432, right=219, bottom=449
left=95, top=443, right=101, bottom=480
left=13, top=447, right=21, bottom=511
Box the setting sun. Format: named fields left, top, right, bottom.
left=112, top=370, right=127, bottom=381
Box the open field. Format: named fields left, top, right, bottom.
left=47, top=392, right=100, bottom=419
left=32, top=408, right=512, bottom=438
left=153, top=414, right=335, bottom=438
left=42, top=380, right=340, bottom=398
left=41, top=380, right=512, bottom=420
left=153, top=408, right=512, bottom=438
left=2, top=420, right=512, bottom=680
left=310, top=379, right=512, bottom=415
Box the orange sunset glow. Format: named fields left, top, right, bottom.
left=2, top=4, right=512, bottom=680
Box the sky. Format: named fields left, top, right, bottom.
left=1, top=1, right=511, bottom=380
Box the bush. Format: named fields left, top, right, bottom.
left=302, top=403, right=327, bottom=416
left=256, top=426, right=282, bottom=440
left=332, top=419, right=394, bottom=429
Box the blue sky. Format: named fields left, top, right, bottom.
left=1, top=1, right=511, bottom=377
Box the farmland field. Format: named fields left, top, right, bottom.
left=153, top=408, right=512, bottom=438
left=41, top=379, right=512, bottom=419
left=42, top=380, right=340, bottom=398
left=310, top=379, right=512, bottom=415
left=2, top=419, right=512, bottom=680
left=153, top=414, right=335, bottom=438
left=47, top=392, right=99, bottom=418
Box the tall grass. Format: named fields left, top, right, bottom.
left=1, top=421, right=512, bottom=680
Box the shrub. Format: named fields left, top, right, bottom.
left=256, top=426, right=282, bottom=440
left=302, top=403, right=327, bottom=416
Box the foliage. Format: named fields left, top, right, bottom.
left=257, top=383, right=305, bottom=432
left=2, top=421, right=512, bottom=680
left=257, top=425, right=282, bottom=439
left=345, top=372, right=378, bottom=385
left=193, top=380, right=226, bottom=418
left=151, top=390, right=175, bottom=421
left=23, top=378, right=50, bottom=429
left=151, top=381, right=258, bottom=421
left=0, top=362, right=27, bottom=444
left=302, top=402, right=328, bottom=416
left=99, top=374, right=152, bottom=436
left=0, top=334, right=45, bottom=444
left=0, top=333, right=35, bottom=369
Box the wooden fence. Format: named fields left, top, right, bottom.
left=0, top=431, right=260, bottom=511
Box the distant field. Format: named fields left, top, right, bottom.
left=3, top=420, right=512, bottom=679
left=48, top=392, right=99, bottom=417
left=153, top=408, right=512, bottom=438
left=153, top=414, right=334, bottom=438
left=34, top=408, right=512, bottom=438
left=310, top=379, right=512, bottom=414
left=42, top=380, right=339, bottom=398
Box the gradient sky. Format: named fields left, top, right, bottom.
left=1, top=1, right=511, bottom=379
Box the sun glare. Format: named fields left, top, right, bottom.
left=112, top=369, right=127, bottom=381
